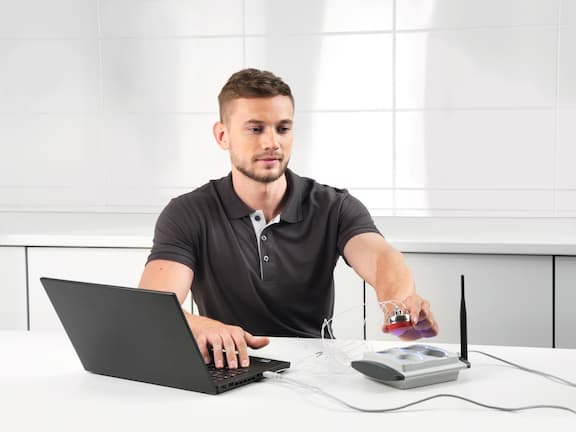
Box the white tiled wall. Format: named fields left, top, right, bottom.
left=0, top=0, right=574, bottom=216
left=557, top=108, right=576, bottom=215
left=292, top=111, right=394, bottom=189
left=245, top=34, right=393, bottom=111
left=98, top=0, right=244, bottom=37
left=396, top=110, right=556, bottom=189
left=396, top=0, right=560, bottom=30
left=0, top=0, right=98, bottom=38
left=0, top=40, right=100, bottom=113
left=395, top=29, right=557, bottom=109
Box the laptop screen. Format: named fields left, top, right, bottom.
left=40, top=277, right=290, bottom=394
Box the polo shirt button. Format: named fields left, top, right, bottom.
left=263, top=255, right=270, bottom=262
left=261, top=234, right=267, bottom=241
left=254, top=215, right=261, bottom=221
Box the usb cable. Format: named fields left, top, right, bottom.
left=263, top=350, right=576, bottom=415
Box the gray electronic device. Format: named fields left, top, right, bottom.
left=351, top=275, right=471, bottom=389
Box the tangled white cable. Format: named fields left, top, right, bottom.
left=317, top=300, right=409, bottom=371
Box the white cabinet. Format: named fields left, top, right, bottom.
left=365, top=253, right=553, bottom=348
left=27, top=247, right=151, bottom=331
left=1, top=242, right=565, bottom=349
left=0, top=247, right=27, bottom=330
left=555, top=256, right=576, bottom=349
left=332, top=257, right=365, bottom=339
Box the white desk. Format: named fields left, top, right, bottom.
left=0, top=331, right=574, bottom=431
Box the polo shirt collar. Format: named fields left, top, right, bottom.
left=215, top=173, right=253, bottom=220
left=215, top=169, right=304, bottom=223
left=281, top=169, right=303, bottom=223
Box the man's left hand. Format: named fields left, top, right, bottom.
left=382, top=294, right=439, bottom=340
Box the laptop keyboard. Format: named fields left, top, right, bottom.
left=207, top=364, right=253, bottom=383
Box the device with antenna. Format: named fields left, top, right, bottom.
left=351, top=275, right=471, bottom=389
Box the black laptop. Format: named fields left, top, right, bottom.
left=40, top=277, right=290, bottom=395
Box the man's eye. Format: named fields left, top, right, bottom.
left=248, top=127, right=262, bottom=133
left=278, top=126, right=291, bottom=134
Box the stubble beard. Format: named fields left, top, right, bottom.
left=233, top=156, right=290, bottom=184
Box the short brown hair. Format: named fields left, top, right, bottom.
left=218, top=68, right=294, bottom=121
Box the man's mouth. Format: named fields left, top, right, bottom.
left=255, top=154, right=282, bottom=162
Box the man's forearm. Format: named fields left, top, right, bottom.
left=372, top=247, right=416, bottom=303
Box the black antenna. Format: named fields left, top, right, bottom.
left=460, top=274, right=471, bottom=367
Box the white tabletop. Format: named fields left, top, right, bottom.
left=0, top=331, right=574, bottom=431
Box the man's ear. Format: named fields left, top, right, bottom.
left=213, top=121, right=229, bottom=150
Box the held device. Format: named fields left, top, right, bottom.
left=351, top=275, right=471, bottom=389
left=384, top=307, right=413, bottom=336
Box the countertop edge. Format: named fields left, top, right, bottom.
left=1, top=213, right=575, bottom=255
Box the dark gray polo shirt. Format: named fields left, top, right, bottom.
left=147, top=169, right=380, bottom=338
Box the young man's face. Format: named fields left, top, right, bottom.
left=216, top=96, right=294, bottom=184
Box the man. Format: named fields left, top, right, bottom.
left=139, top=68, right=438, bottom=370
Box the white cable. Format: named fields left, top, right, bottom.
left=320, top=300, right=405, bottom=338
left=319, top=304, right=371, bottom=371
left=470, top=350, right=576, bottom=387
left=263, top=371, right=576, bottom=415
left=309, top=302, right=575, bottom=413
left=319, top=300, right=407, bottom=370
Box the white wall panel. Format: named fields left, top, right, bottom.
left=395, top=110, right=555, bottom=189
left=556, top=109, right=576, bottom=190
left=99, top=0, right=243, bottom=37
left=100, top=113, right=229, bottom=209
left=101, top=38, right=243, bottom=113
left=397, top=0, right=559, bottom=30
left=561, top=0, right=576, bottom=26
left=0, top=40, right=100, bottom=114
left=0, top=0, right=97, bottom=38
left=559, top=28, right=576, bottom=107
left=0, top=113, right=104, bottom=211
left=100, top=113, right=228, bottom=187
left=291, top=112, right=393, bottom=189
left=0, top=0, right=570, bottom=217
left=395, top=190, right=554, bottom=215
left=0, top=114, right=100, bottom=187
left=396, top=29, right=557, bottom=109
left=245, top=0, right=393, bottom=34
left=347, top=189, right=394, bottom=215
left=245, top=34, right=393, bottom=111
left=557, top=191, right=576, bottom=214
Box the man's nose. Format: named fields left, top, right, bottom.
left=261, top=130, right=280, bottom=150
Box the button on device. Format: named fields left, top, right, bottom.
left=261, top=234, right=267, bottom=241
left=263, top=255, right=269, bottom=262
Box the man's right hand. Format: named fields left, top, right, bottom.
left=139, top=260, right=269, bottom=369
left=185, top=313, right=270, bottom=369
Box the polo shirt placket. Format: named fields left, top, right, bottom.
left=250, top=210, right=280, bottom=280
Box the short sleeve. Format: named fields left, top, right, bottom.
left=147, top=198, right=199, bottom=272
left=336, top=192, right=381, bottom=257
